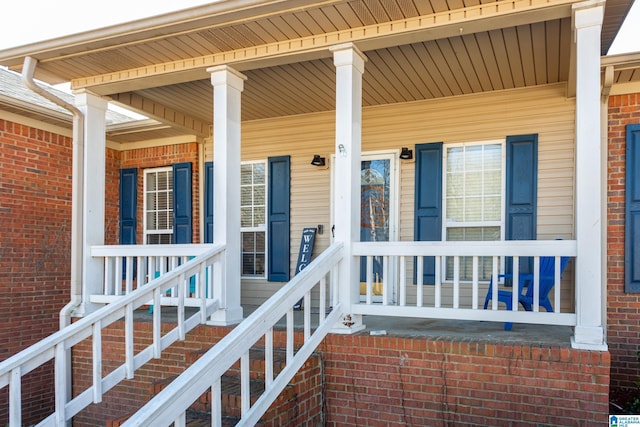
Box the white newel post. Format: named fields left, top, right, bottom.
left=331, top=43, right=366, bottom=333
left=74, top=90, right=108, bottom=315
left=572, top=0, right=607, bottom=350
left=207, top=65, right=245, bottom=325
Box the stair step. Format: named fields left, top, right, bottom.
left=105, top=410, right=244, bottom=427
left=186, top=347, right=288, bottom=381
left=186, top=410, right=246, bottom=427
left=150, top=373, right=278, bottom=415
left=219, top=375, right=296, bottom=418
left=110, top=350, right=320, bottom=426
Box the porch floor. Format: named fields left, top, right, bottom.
left=136, top=305, right=573, bottom=346
left=253, top=305, right=572, bottom=346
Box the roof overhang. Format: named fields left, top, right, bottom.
left=602, top=51, right=640, bottom=95
left=0, top=0, right=634, bottom=142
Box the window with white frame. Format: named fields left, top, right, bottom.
left=444, top=141, right=504, bottom=281
left=241, top=161, right=266, bottom=277
left=144, top=167, right=173, bottom=244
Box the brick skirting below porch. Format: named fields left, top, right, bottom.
left=321, top=333, right=609, bottom=426
left=70, top=316, right=610, bottom=426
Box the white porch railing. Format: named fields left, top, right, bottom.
left=352, top=239, right=577, bottom=327
left=2, top=239, right=580, bottom=425
left=0, top=244, right=224, bottom=427
left=121, top=242, right=344, bottom=427
left=90, top=244, right=214, bottom=306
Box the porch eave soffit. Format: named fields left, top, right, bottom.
left=109, top=93, right=209, bottom=137
left=65, top=0, right=576, bottom=96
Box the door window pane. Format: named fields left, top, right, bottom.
left=361, top=160, right=390, bottom=243
left=360, top=159, right=391, bottom=287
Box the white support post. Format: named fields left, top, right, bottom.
left=571, top=0, right=607, bottom=350
left=74, top=90, right=108, bottom=316
left=207, top=65, right=245, bottom=325
left=331, top=43, right=366, bottom=334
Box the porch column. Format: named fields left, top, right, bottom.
left=207, top=65, right=246, bottom=325
left=331, top=43, right=366, bottom=333
left=572, top=0, right=607, bottom=350
left=74, top=90, right=108, bottom=315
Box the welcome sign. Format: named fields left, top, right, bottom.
left=293, top=227, right=317, bottom=310
left=295, top=227, right=317, bottom=274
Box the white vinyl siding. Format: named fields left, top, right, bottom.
left=204, top=83, right=575, bottom=308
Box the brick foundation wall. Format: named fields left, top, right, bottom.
left=0, top=119, right=73, bottom=425
left=70, top=321, right=609, bottom=426
left=608, top=93, right=640, bottom=389
left=321, top=334, right=609, bottom=426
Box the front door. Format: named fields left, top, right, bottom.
left=330, top=151, right=398, bottom=301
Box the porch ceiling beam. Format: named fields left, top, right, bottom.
left=71, top=0, right=576, bottom=95
left=608, top=81, right=640, bottom=96
left=110, top=92, right=209, bottom=137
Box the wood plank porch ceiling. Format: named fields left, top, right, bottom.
left=0, top=0, right=633, bottom=139
left=127, top=18, right=573, bottom=124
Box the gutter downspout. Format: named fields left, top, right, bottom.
left=22, top=56, right=85, bottom=330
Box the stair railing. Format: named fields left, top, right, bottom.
left=0, top=244, right=225, bottom=427
left=122, top=242, right=345, bottom=427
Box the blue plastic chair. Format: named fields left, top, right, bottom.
left=483, top=256, right=569, bottom=330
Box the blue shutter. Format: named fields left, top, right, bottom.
left=204, top=162, right=214, bottom=244
left=172, top=162, right=192, bottom=244
left=414, top=142, right=443, bottom=284
left=119, top=168, right=137, bottom=245
left=267, top=156, right=291, bottom=282
left=505, top=134, right=538, bottom=277
left=626, top=124, right=640, bottom=292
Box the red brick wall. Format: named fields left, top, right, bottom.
left=107, top=143, right=200, bottom=244
left=0, top=119, right=73, bottom=424
left=322, top=334, right=609, bottom=426
left=105, top=147, right=121, bottom=245
left=70, top=323, right=610, bottom=426
left=608, top=93, right=640, bottom=388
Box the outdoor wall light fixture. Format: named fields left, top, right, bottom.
left=338, top=144, right=347, bottom=157
left=399, top=147, right=413, bottom=160
left=311, top=154, right=326, bottom=167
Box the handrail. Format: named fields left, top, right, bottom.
left=0, top=244, right=225, bottom=427
left=122, top=242, right=345, bottom=427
